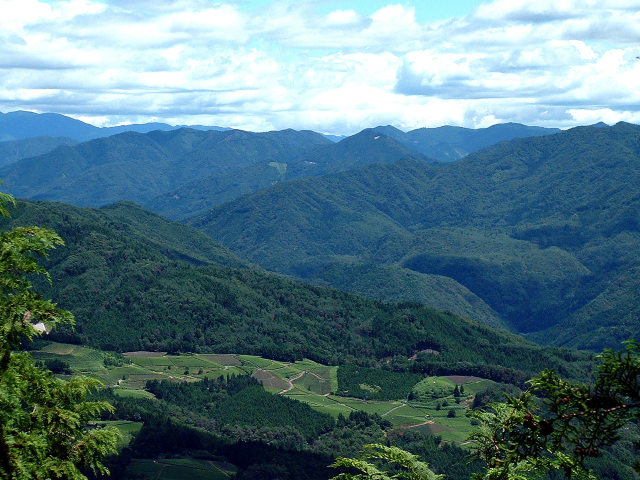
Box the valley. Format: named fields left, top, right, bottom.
left=1, top=111, right=638, bottom=480
left=2, top=1, right=639, bottom=478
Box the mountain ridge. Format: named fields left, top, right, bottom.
left=0, top=110, right=230, bottom=142
left=190, top=122, right=640, bottom=349
left=0, top=135, right=78, bottom=167
left=0, top=127, right=331, bottom=207
left=0, top=198, right=591, bottom=383
left=369, top=122, right=561, bottom=161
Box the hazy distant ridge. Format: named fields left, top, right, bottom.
left=0, top=110, right=230, bottom=142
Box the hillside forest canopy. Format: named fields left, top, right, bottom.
left=0, top=114, right=639, bottom=480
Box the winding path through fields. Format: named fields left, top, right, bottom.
left=382, top=402, right=406, bottom=417
left=279, top=370, right=309, bottom=394
left=317, top=393, right=356, bottom=411
left=408, top=420, right=434, bottom=428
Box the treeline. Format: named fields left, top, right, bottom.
left=146, top=374, right=256, bottom=412
left=93, top=366, right=638, bottom=480
left=336, top=364, right=423, bottom=400
left=215, top=386, right=334, bottom=439
left=92, top=376, right=484, bottom=480
left=147, top=375, right=335, bottom=440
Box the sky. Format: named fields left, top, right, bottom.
left=0, top=0, right=639, bottom=134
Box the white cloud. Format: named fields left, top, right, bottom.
left=0, top=0, right=639, bottom=134
left=567, top=108, right=640, bottom=125
left=326, top=9, right=360, bottom=26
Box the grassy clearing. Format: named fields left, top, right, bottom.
left=32, top=343, right=105, bottom=372
left=199, top=354, right=241, bottom=366
left=32, top=342, right=486, bottom=445
left=40, top=343, right=77, bottom=355
left=460, top=379, right=495, bottom=395
left=97, top=421, right=143, bottom=447
left=293, top=371, right=332, bottom=395
left=328, top=396, right=394, bottom=416
left=112, top=388, right=156, bottom=399
left=384, top=403, right=430, bottom=425
left=123, top=351, right=167, bottom=357
left=237, top=354, right=274, bottom=368
left=268, top=161, right=287, bottom=176
left=252, top=369, right=289, bottom=391
left=128, top=356, right=175, bottom=368
left=284, top=390, right=354, bottom=417
left=443, top=375, right=485, bottom=384
left=412, top=376, right=456, bottom=399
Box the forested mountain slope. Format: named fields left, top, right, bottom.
left=0, top=136, right=78, bottom=167
left=371, top=122, right=560, bottom=161
left=147, top=125, right=560, bottom=220
left=148, top=129, right=433, bottom=219
left=191, top=122, right=640, bottom=350
left=0, top=110, right=100, bottom=141
left=0, top=199, right=590, bottom=381
left=0, top=127, right=330, bottom=207
left=0, top=118, right=560, bottom=222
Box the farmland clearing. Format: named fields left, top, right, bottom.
left=30, top=341, right=493, bottom=443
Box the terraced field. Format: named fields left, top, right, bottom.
left=30, top=342, right=494, bottom=443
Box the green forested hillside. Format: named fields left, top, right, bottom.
left=0, top=120, right=560, bottom=222
left=148, top=129, right=432, bottom=220
left=371, top=123, right=560, bottom=161
left=0, top=127, right=330, bottom=207
left=284, top=128, right=431, bottom=175
left=0, top=135, right=78, bottom=167
left=0, top=110, right=101, bottom=141
left=191, top=123, right=640, bottom=349
left=148, top=161, right=288, bottom=220
left=0, top=199, right=589, bottom=381
left=307, top=262, right=506, bottom=329
left=0, top=125, right=431, bottom=221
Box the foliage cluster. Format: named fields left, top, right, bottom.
left=0, top=192, right=118, bottom=479
left=411, top=377, right=459, bottom=400
left=469, top=340, right=640, bottom=479
left=147, top=375, right=335, bottom=440
left=337, top=364, right=423, bottom=400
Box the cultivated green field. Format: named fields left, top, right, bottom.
left=30, top=342, right=496, bottom=444
left=96, top=420, right=143, bottom=447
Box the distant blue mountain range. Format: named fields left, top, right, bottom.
left=0, top=110, right=231, bottom=142
left=0, top=110, right=566, bottom=163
